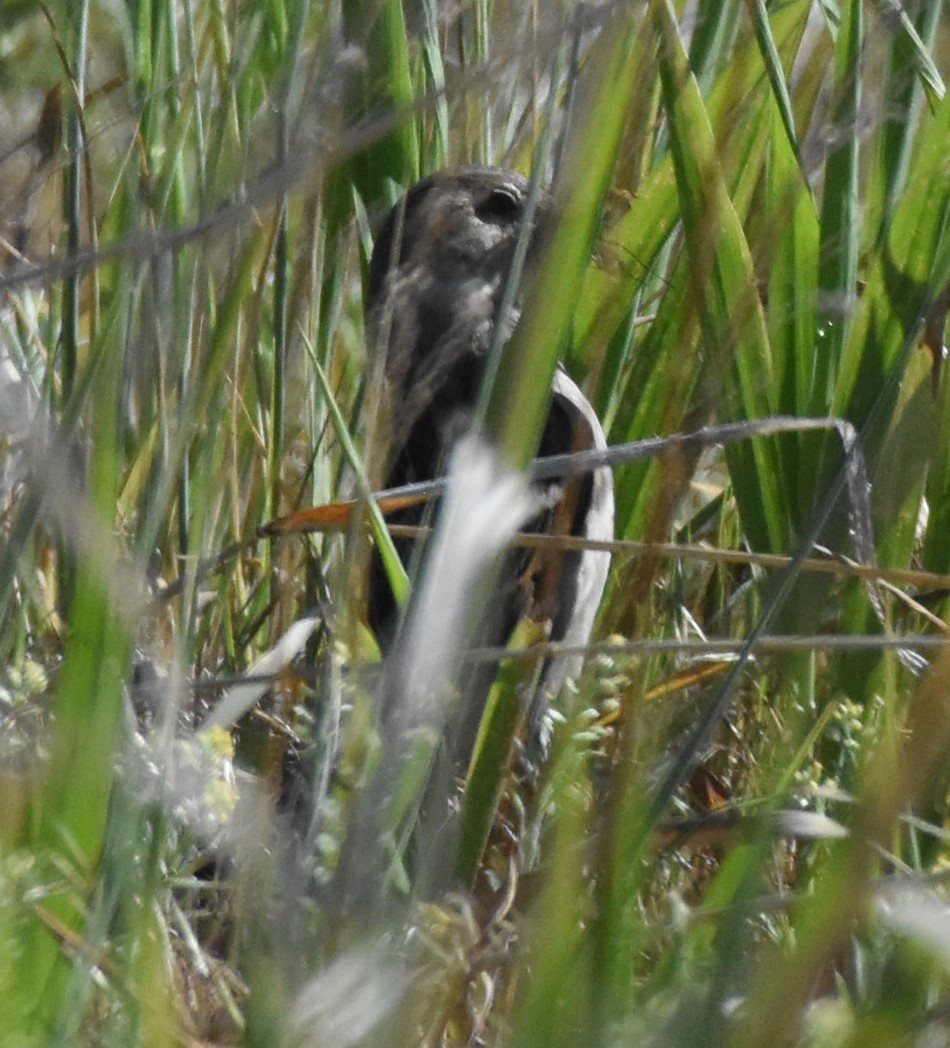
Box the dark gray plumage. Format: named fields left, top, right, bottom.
left=366, top=166, right=614, bottom=750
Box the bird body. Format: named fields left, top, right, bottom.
left=366, top=166, right=614, bottom=748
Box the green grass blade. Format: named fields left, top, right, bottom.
left=652, top=0, right=787, bottom=552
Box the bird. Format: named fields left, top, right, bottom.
left=364, top=165, right=614, bottom=760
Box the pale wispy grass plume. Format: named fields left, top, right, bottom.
left=394, top=433, right=537, bottom=731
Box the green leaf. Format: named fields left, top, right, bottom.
left=653, top=0, right=788, bottom=552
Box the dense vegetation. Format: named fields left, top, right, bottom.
left=3, top=0, right=950, bottom=1044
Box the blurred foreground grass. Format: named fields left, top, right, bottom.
left=3, top=1, right=950, bottom=1045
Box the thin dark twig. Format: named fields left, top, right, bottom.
left=180, top=632, right=950, bottom=698
left=157, top=415, right=874, bottom=604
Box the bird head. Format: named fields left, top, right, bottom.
left=365, top=167, right=550, bottom=399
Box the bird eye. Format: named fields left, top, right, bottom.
left=475, top=185, right=523, bottom=223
